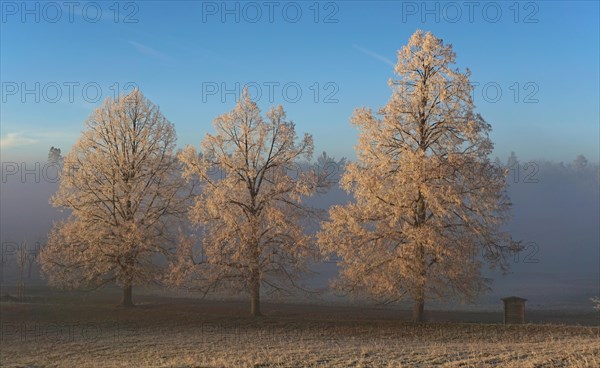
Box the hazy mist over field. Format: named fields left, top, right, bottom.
left=2, top=155, right=598, bottom=310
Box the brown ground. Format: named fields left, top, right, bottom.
left=1, top=289, right=599, bottom=367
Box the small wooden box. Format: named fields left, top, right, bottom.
left=502, top=296, right=527, bottom=324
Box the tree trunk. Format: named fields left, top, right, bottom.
left=413, top=245, right=427, bottom=322
left=250, top=273, right=261, bottom=316
left=413, top=191, right=427, bottom=323
left=412, top=245, right=427, bottom=322
left=121, top=285, right=134, bottom=307
left=248, top=224, right=262, bottom=317
left=412, top=292, right=425, bottom=322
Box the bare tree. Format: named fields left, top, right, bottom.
left=171, top=90, right=329, bottom=316
left=39, top=89, right=191, bottom=307
left=16, top=243, right=27, bottom=300
left=318, top=31, right=521, bottom=322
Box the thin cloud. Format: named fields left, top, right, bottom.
left=0, top=133, right=38, bottom=149
left=128, top=41, right=172, bottom=62
left=352, top=44, right=395, bottom=67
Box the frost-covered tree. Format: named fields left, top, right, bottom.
left=591, top=297, right=600, bottom=311
left=39, top=89, right=191, bottom=307
left=48, top=146, right=63, bottom=166
left=318, top=31, right=520, bottom=322
left=172, top=90, right=328, bottom=316
left=573, top=154, right=588, bottom=170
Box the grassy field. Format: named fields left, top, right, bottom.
left=1, top=290, right=599, bottom=367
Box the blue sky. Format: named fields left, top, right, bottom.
left=1, top=0, right=598, bottom=163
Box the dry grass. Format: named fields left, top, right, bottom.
left=1, top=292, right=598, bottom=367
